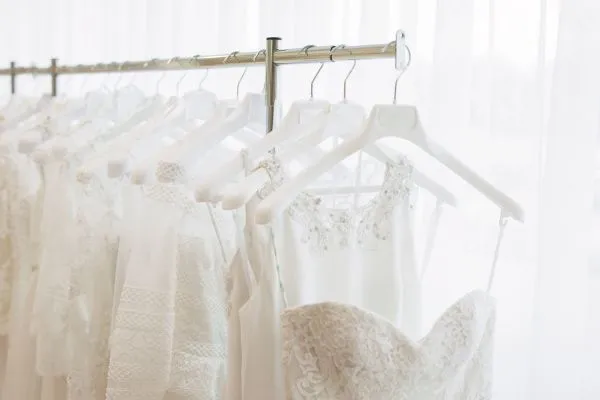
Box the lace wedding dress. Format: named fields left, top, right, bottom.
left=278, top=178, right=509, bottom=399
left=227, top=153, right=428, bottom=400
left=234, top=153, right=504, bottom=400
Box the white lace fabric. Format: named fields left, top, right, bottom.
left=281, top=291, right=496, bottom=399
left=106, top=182, right=236, bottom=400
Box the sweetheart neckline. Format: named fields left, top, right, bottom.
left=281, top=290, right=496, bottom=399
left=281, top=289, right=495, bottom=345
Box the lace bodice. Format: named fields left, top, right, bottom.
left=281, top=291, right=496, bottom=400
left=257, top=155, right=415, bottom=252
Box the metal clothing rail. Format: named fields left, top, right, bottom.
left=0, top=33, right=404, bottom=132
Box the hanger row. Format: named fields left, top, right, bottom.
left=1, top=30, right=525, bottom=224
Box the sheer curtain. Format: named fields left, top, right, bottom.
left=0, top=0, right=598, bottom=398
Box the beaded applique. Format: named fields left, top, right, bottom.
left=257, top=155, right=415, bottom=252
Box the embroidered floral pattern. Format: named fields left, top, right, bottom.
left=257, top=155, right=415, bottom=252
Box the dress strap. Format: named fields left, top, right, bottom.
left=486, top=209, right=510, bottom=293
left=420, top=198, right=444, bottom=280
left=238, top=149, right=255, bottom=288
left=268, top=227, right=288, bottom=308
left=205, top=203, right=228, bottom=265
left=259, top=155, right=289, bottom=307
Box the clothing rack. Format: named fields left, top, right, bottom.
left=0, top=34, right=403, bottom=132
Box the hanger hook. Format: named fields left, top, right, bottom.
left=391, top=44, right=412, bottom=104
left=253, top=49, right=266, bottom=62
left=30, top=63, right=40, bottom=93
left=331, top=44, right=356, bottom=102
left=113, top=61, right=125, bottom=90
left=79, top=64, right=94, bottom=94
left=192, top=55, right=210, bottom=89
left=100, top=64, right=113, bottom=93
left=224, top=51, right=247, bottom=100
left=173, top=58, right=191, bottom=96
left=300, top=45, right=326, bottom=99
left=130, top=61, right=147, bottom=87
left=155, top=57, right=175, bottom=94
left=253, top=49, right=266, bottom=93
left=62, top=72, right=73, bottom=94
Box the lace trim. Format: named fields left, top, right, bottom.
left=281, top=292, right=495, bottom=399
left=107, top=218, right=231, bottom=399
left=155, top=160, right=188, bottom=184
left=257, top=155, right=415, bottom=252
left=107, top=287, right=175, bottom=399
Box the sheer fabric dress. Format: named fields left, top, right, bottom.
left=106, top=168, right=236, bottom=400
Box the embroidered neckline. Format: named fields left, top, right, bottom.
left=257, top=155, right=415, bottom=252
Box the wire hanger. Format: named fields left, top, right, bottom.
left=254, top=31, right=522, bottom=224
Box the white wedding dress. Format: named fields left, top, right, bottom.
left=229, top=153, right=425, bottom=400
left=0, top=145, right=45, bottom=400
left=259, top=154, right=423, bottom=335
left=233, top=152, right=506, bottom=400
left=280, top=223, right=508, bottom=399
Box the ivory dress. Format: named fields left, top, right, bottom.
left=233, top=153, right=501, bottom=399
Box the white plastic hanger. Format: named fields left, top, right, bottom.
left=129, top=62, right=221, bottom=184
left=255, top=32, right=524, bottom=225
left=222, top=44, right=457, bottom=210
left=196, top=106, right=329, bottom=204
left=155, top=50, right=267, bottom=183
left=19, top=64, right=128, bottom=156
left=104, top=60, right=219, bottom=179
left=195, top=46, right=333, bottom=202
left=75, top=60, right=190, bottom=179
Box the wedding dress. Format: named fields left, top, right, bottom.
left=280, top=220, right=508, bottom=400
left=32, top=116, right=119, bottom=394
left=233, top=151, right=507, bottom=399
left=259, top=153, right=422, bottom=334
left=228, top=152, right=427, bottom=400
left=0, top=144, right=45, bottom=400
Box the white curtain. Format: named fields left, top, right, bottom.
left=0, top=0, right=598, bottom=398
